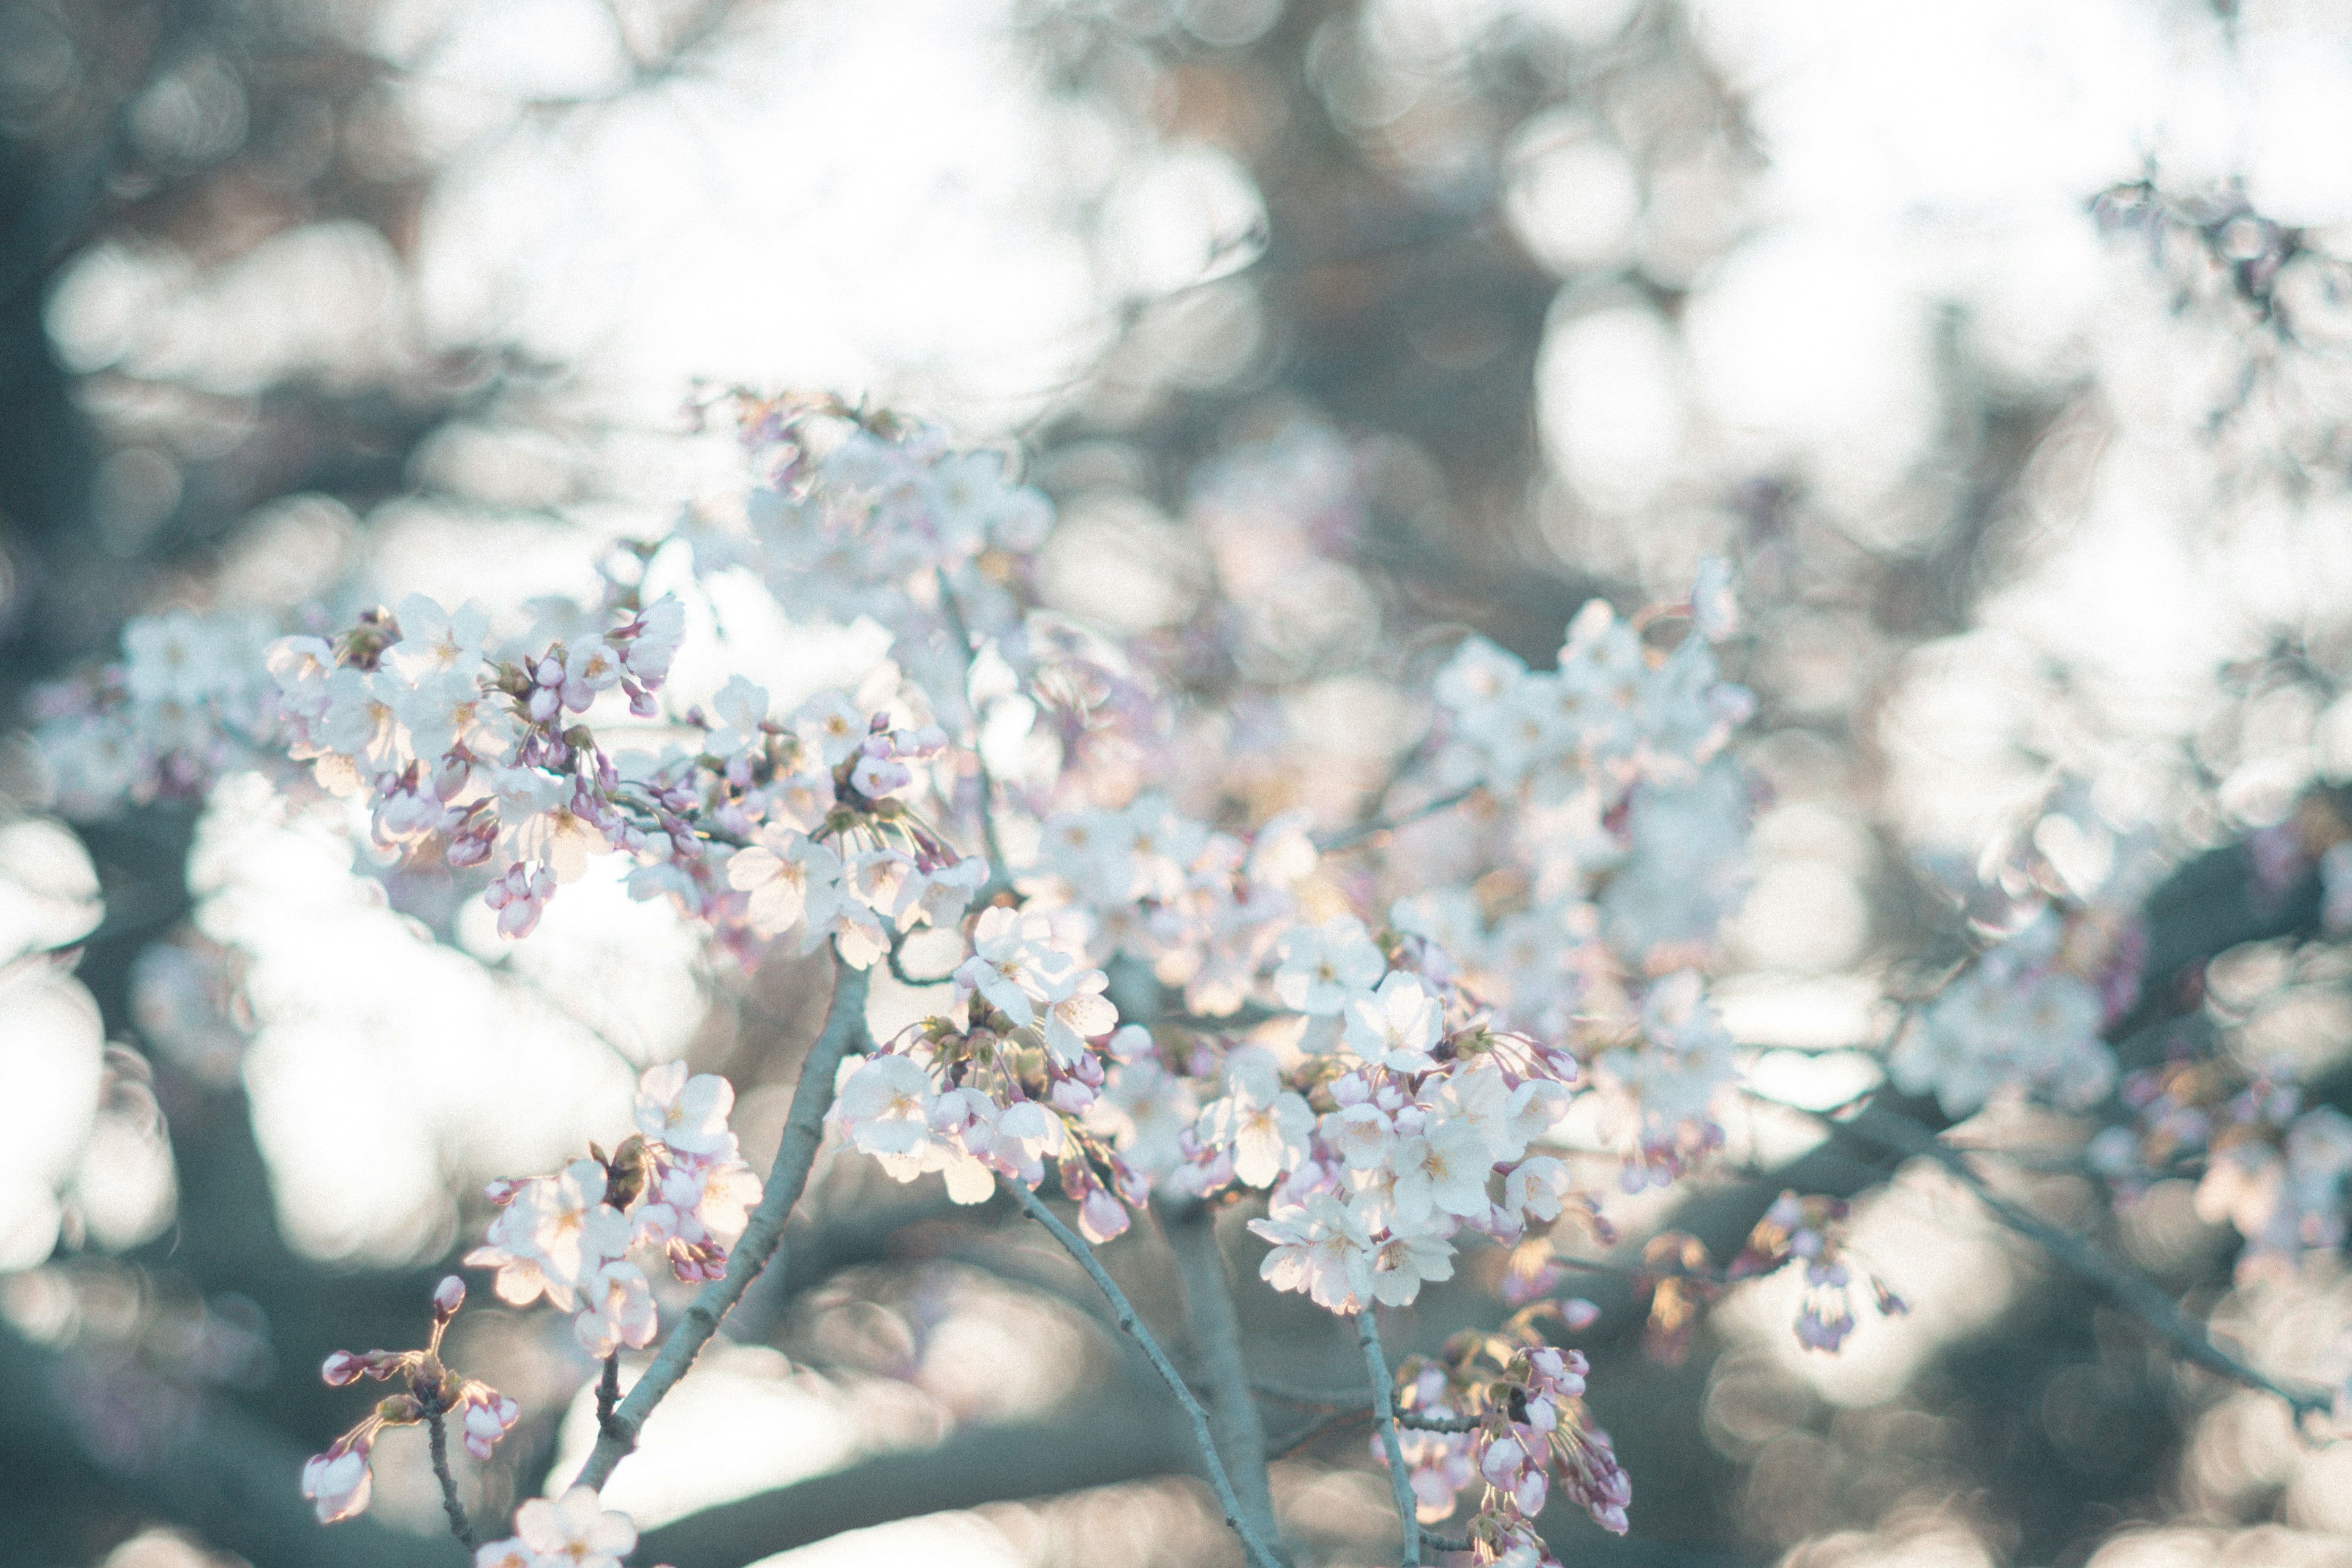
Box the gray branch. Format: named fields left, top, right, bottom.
left=1009, top=1182, right=1284, bottom=1568
left=1159, top=1196, right=1281, bottom=1548
left=570, top=957, right=872, bottom=1492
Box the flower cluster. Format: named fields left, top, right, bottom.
left=1380, top=1308, right=1632, bottom=1561
left=262, top=591, right=686, bottom=937
left=718, top=688, right=992, bottom=968
left=1035, top=794, right=1319, bottom=1020
left=1886, top=907, right=2127, bottom=1118
left=831, top=905, right=1130, bottom=1231
left=34, top=609, right=280, bottom=816
left=680, top=393, right=1050, bottom=707
left=2095, top=1058, right=2352, bottom=1281
left=466, top=1064, right=761, bottom=1357
left=1730, top=1191, right=1907, bottom=1352
left=1429, top=595, right=1750, bottom=809
left=1205, top=924, right=1583, bottom=1311
left=302, top=1276, right=519, bottom=1525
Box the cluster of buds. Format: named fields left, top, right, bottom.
left=301, top=1277, right=519, bottom=1525
left=1377, top=1306, right=1632, bottom=1566
left=260, top=590, right=688, bottom=940
left=719, top=692, right=993, bottom=969
left=832, top=905, right=1134, bottom=1234
left=465, top=1064, right=762, bottom=1357
left=1731, top=1192, right=1906, bottom=1352
left=2099, top=1057, right=2352, bottom=1280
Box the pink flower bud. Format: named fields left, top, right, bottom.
left=1078, top=1184, right=1130, bottom=1243
left=433, top=1275, right=466, bottom=1319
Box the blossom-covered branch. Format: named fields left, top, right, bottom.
left=573, top=960, right=875, bottom=1492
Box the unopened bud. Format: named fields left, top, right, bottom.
left=432, top=1275, right=466, bottom=1319
left=322, top=1350, right=365, bottom=1387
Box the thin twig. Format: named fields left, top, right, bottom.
left=1803, top=1096, right=2335, bottom=1422
left=1007, top=1183, right=1283, bottom=1568
left=1398, top=1411, right=1482, bottom=1434
left=570, top=959, right=873, bottom=1492
left=1269, top=1406, right=1373, bottom=1458
left=1357, top=1310, right=1423, bottom=1567
left=424, top=1402, right=479, bottom=1551
left=597, top=1354, right=622, bottom=1439
left=1254, top=1379, right=1366, bottom=1409
left=1553, top=1253, right=1735, bottom=1288
left=1257, top=1379, right=1480, bottom=1433
left=885, top=927, right=953, bottom=988
left=1316, top=788, right=1477, bottom=853
left=934, top=570, right=1012, bottom=896
left=1161, top=1197, right=1281, bottom=1547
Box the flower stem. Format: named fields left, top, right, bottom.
left=424, top=1401, right=478, bottom=1552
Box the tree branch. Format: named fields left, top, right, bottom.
left=1008, top=1182, right=1284, bottom=1568
left=597, top=1354, right=622, bottom=1439
left=639, top=1404, right=1192, bottom=1568
left=1316, top=788, right=1477, bottom=853
left=1159, top=1197, right=1281, bottom=1549
left=1812, top=1098, right=2335, bottom=1421
left=570, top=958, right=872, bottom=1493
left=1357, top=1310, right=1422, bottom=1568
left=424, top=1402, right=478, bottom=1552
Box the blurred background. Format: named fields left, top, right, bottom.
left=9, top=1, right=2352, bottom=1566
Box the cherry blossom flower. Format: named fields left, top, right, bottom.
left=1387, top=1120, right=1496, bottom=1227
left=1344, top=971, right=1444, bottom=1072
left=575, top=1259, right=659, bottom=1357
left=635, top=1063, right=736, bottom=1156
left=1198, top=1058, right=1314, bottom=1187
left=301, top=1438, right=376, bottom=1525
left=500, top=1486, right=638, bottom=1568
left=727, top=829, right=844, bottom=940
left=1250, top=1191, right=1374, bottom=1312
left=1272, top=916, right=1385, bottom=1014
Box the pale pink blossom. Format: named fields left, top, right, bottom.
left=513, top=1485, right=638, bottom=1568
left=575, top=1259, right=658, bottom=1358
left=634, top=1061, right=737, bottom=1156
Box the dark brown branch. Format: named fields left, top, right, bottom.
left=597, top=1354, right=623, bottom=1440
left=424, top=1401, right=478, bottom=1552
